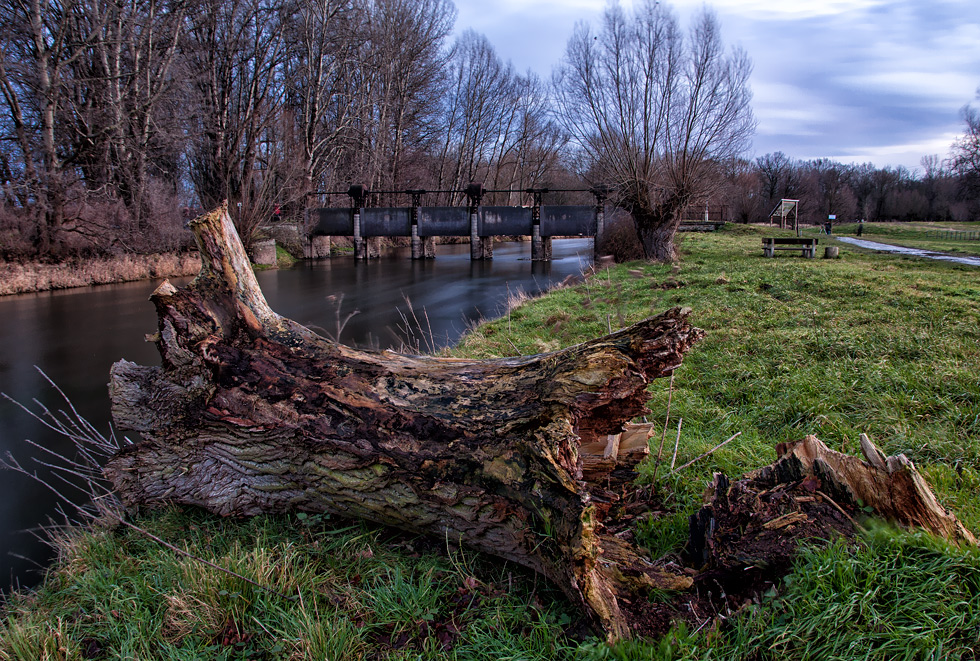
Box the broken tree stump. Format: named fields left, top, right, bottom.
left=689, top=434, right=976, bottom=577
left=105, top=204, right=703, bottom=641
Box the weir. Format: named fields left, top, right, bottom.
left=306, top=185, right=611, bottom=261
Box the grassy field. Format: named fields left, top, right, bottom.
left=3, top=224, right=980, bottom=660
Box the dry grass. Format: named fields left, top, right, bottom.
left=0, top=253, right=201, bottom=296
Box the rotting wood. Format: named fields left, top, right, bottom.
left=105, top=203, right=704, bottom=641
left=689, top=434, right=976, bottom=577
left=764, top=434, right=976, bottom=544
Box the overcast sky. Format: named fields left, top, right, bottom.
left=451, top=0, right=980, bottom=173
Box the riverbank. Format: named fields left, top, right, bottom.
left=3, top=225, right=980, bottom=659
left=0, top=253, right=202, bottom=296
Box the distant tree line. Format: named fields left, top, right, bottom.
left=0, top=0, right=977, bottom=261
left=719, top=149, right=977, bottom=228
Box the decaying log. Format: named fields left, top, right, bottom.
left=103, top=204, right=975, bottom=641
left=689, top=434, right=976, bottom=576
left=105, top=204, right=703, bottom=641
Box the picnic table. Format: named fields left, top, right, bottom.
left=762, top=237, right=818, bottom=258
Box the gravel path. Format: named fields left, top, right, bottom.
left=836, top=237, right=980, bottom=267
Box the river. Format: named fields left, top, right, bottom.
left=0, top=239, right=591, bottom=591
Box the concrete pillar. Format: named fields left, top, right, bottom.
left=366, top=236, right=381, bottom=259
left=466, top=182, right=485, bottom=261
left=481, top=235, right=493, bottom=259
left=348, top=184, right=370, bottom=260
left=594, top=204, right=605, bottom=260
left=411, top=223, right=422, bottom=260
left=590, top=184, right=612, bottom=261
left=529, top=187, right=549, bottom=261
left=353, top=209, right=365, bottom=260
left=531, top=224, right=544, bottom=261
left=305, top=235, right=331, bottom=259
left=410, top=192, right=423, bottom=260
left=470, top=209, right=481, bottom=261
left=252, top=239, right=277, bottom=266
left=423, top=236, right=436, bottom=259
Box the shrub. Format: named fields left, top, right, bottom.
left=597, top=210, right=645, bottom=262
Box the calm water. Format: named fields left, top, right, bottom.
left=0, top=240, right=591, bottom=591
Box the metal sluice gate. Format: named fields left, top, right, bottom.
left=306, top=184, right=612, bottom=261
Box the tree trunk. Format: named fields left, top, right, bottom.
left=633, top=203, right=682, bottom=263
left=105, top=203, right=704, bottom=641
left=636, top=219, right=680, bottom=263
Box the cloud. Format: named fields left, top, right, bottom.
left=452, top=0, right=980, bottom=168
left=826, top=131, right=962, bottom=170
left=672, top=0, right=888, bottom=20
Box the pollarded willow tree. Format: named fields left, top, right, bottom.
left=553, top=0, right=755, bottom=261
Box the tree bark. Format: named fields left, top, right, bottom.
left=635, top=214, right=681, bottom=263
left=105, top=203, right=704, bottom=641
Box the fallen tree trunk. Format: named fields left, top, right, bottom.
left=106, top=204, right=703, bottom=640
left=104, top=204, right=975, bottom=641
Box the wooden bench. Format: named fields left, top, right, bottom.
left=762, top=237, right=818, bottom=258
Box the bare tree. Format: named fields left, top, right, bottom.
left=489, top=71, right=566, bottom=200
left=352, top=0, right=454, bottom=196
left=951, top=94, right=980, bottom=206
left=283, top=0, right=360, bottom=199
left=434, top=31, right=565, bottom=205
left=182, top=0, right=290, bottom=251
left=756, top=151, right=792, bottom=212
left=69, top=0, right=187, bottom=231
left=810, top=158, right=856, bottom=222
left=719, top=157, right=759, bottom=223
left=436, top=30, right=515, bottom=199
left=0, top=0, right=105, bottom=255
left=554, top=1, right=754, bottom=261
left=920, top=154, right=955, bottom=222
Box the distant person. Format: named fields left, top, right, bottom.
left=825, top=221, right=832, bottom=235
left=857, top=219, right=864, bottom=236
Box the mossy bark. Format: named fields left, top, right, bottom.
left=105, top=203, right=703, bottom=641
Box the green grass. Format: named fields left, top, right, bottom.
left=0, top=509, right=578, bottom=660
left=694, top=524, right=980, bottom=660
left=4, top=224, right=980, bottom=659
left=275, top=244, right=298, bottom=268
left=455, top=226, right=980, bottom=522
